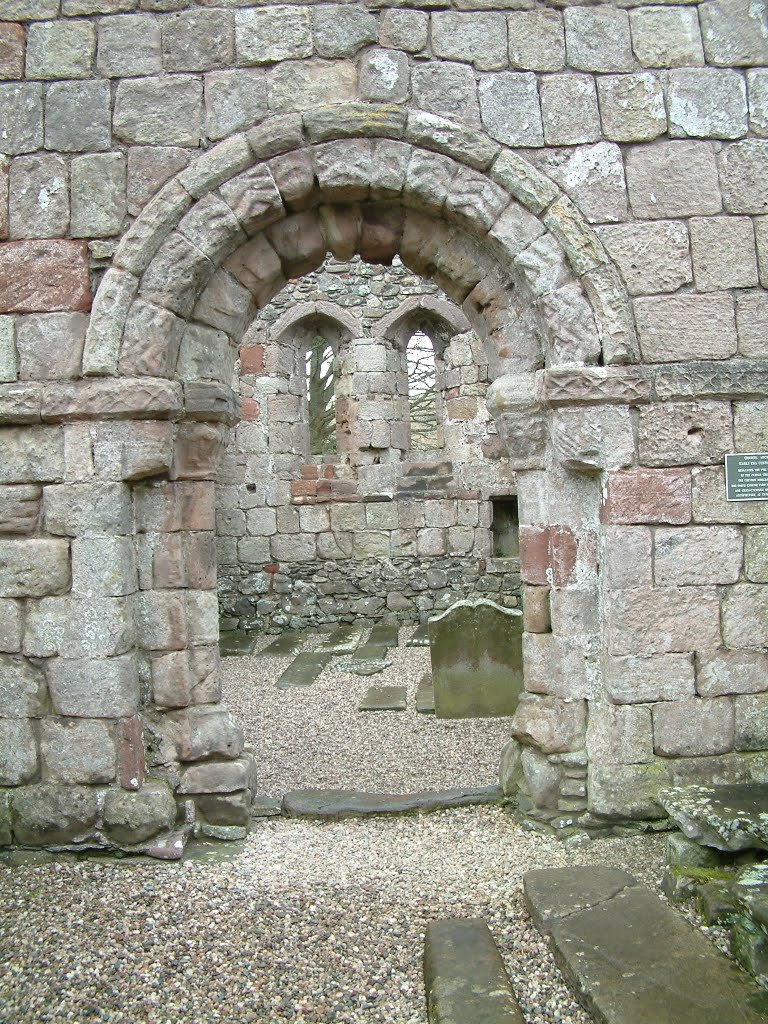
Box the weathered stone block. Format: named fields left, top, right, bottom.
left=16, top=313, right=87, bottom=381
left=634, top=294, right=736, bottom=362
left=597, top=221, right=690, bottom=296
left=44, top=482, right=131, bottom=537
left=380, top=9, right=427, bottom=53
left=629, top=7, right=705, bottom=68
left=411, top=63, right=479, bottom=127
left=655, top=526, right=743, bottom=586
left=0, top=240, right=91, bottom=314
left=529, top=143, right=627, bottom=226
left=40, top=718, right=116, bottom=784
left=565, top=6, right=633, bottom=73
left=135, top=589, right=188, bottom=651
left=653, top=697, right=734, bottom=757
left=359, top=49, right=409, bottom=104
left=178, top=758, right=250, bottom=794
left=236, top=6, right=311, bottom=64
left=432, top=12, right=508, bottom=71
left=625, top=141, right=722, bottom=219
left=638, top=400, right=733, bottom=467
left=588, top=762, right=670, bottom=819
left=126, top=147, right=189, bottom=216
left=267, top=59, right=357, bottom=115
left=734, top=400, right=768, bottom=452
left=47, top=653, right=138, bottom=720
left=587, top=703, right=654, bottom=765
left=0, top=600, right=21, bottom=653
left=597, top=74, right=667, bottom=143
left=0, top=22, right=25, bottom=80
left=114, top=76, right=202, bottom=147
left=0, top=539, right=70, bottom=598
left=605, top=653, right=696, bottom=704
left=719, top=141, right=768, bottom=215
left=744, top=527, right=768, bottom=584
left=669, top=69, right=748, bottom=140
left=170, top=705, right=243, bottom=762
left=478, top=72, right=543, bottom=149
left=697, top=650, right=768, bottom=696
left=734, top=694, right=768, bottom=752
left=11, top=784, right=99, bottom=846
left=97, top=13, right=162, bottom=78
left=540, top=74, right=600, bottom=146
left=700, top=0, right=768, bottom=67
left=160, top=8, right=234, bottom=72
left=552, top=405, right=634, bottom=472
left=313, top=6, right=376, bottom=58
left=0, top=717, right=36, bottom=785
left=603, top=526, right=652, bottom=590
left=601, top=470, right=691, bottom=526
left=510, top=693, right=587, bottom=754
left=71, top=154, right=126, bottom=238
left=722, top=585, right=768, bottom=649
left=508, top=10, right=564, bottom=71
left=26, top=19, right=95, bottom=79
left=44, top=81, right=111, bottom=153
left=736, top=292, right=768, bottom=358
left=0, top=653, right=47, bottom=717
left=204, top=69, right=267, bottom=143
left=0, top=83, right=42, bottom=156
left=748, top=69, right=768, bottom=137
left=9, top=154, right=69, bottom=240
left=607, top=586, right=721, bottom=657
left=0, top=316, right=15, bottom=382
left=103, top=781, right=177, bottom=845
left=693, top=466, right=768, bottom=526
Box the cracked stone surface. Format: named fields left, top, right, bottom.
left=660, top=784, right=768, bottom=852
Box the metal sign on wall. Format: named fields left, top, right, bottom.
left=725, top=453, right=768, bottom=502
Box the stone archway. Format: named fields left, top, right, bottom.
left=5, top=105, right=641, bottom=850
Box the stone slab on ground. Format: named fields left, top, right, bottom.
left=346, top=646, right=393, bottom=675
left=260, top=632, right=306, bottom=658
left=423, top=918, right=524, bottom=1024
left=249, top=796, right=283, bottom=817
left=282, top=785, right=503, bottom=819
left=318, top=623, right=364, bottom=654
left=219, top=631, right=257, bottom=657
left=275, top=652, right=331, bottom=690
left=407, top=622, right=431, bottom=647
left=416, top=671, right=435, bottom=714
left=660, top=783, right=768, bottom=852
left=523, top=866, right=768, bottom=1024
left=358, top=685, right=408, bottom=711
left=367, top=623, right=400, bottom=649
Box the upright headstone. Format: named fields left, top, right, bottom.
left=429, top=599, right=524, bottom=718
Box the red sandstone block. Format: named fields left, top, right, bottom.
left=263, top=563, right=279, bottom=574
left=240, top=397, right=260, bottom=421
left=300, top=464, right=319, bottom=479
left=118, top=716, right=146, bottom=791
left=0, top=240, right=91, bottom=314
left=321, top=465, right=335, bottom=479
left=0, top=23, right=24, bottom=81
left=290, top=480, right=317, bottom=497
left=601, top=469, right=691, bottom=525
left=520, top=525, right=579, bottom=587
left=240, top=344, right=265, bottom=375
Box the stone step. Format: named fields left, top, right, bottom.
left=259, top=631, right=305, bottom=658
left=424, top=918, right=524, bottom=1024
left=407, top=622, right=430, bottom=647
left=318, top=623, right=364, bottom=654
left=358, top=685, right=407, bottom=711
left=523, top=866, right=768, bottom=1024
left=416, top=672, right=435, bottom=714
left=367, top=622, right=400, bottom=648
left=282, top=785, right=503, bottom=819
left=275, top=652, right=331, bottom=689
left=219, top=631, right=257, bottom=657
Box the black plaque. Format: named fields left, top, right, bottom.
left=725, top=453, right=768, bottom=502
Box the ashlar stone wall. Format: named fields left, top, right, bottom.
left=0, top=0, right=766, bottom=851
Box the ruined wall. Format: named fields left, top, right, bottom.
left=0, top=0, right=766, bottom=850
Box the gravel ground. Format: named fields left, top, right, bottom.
left=0, top=630, right=673, bottom=1024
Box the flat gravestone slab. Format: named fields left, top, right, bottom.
left=429, top=599, right=523, bottom=718
left=416, top=672, right=435, bottom=714
left=259, top=632, right=305, bottom=658
left=282, top=785, right=503, bottom=819
left=367, top=622, right=400, bottom=649
left=660, top=783, right=768, bottom=852
left=219, top=631, right=257, bottom=657
left=524, top=866, right=768, bottom=1024
left=275, top=652, right=330, bottom=689
left=407, top=622, right=430, bottom=647
left=424, top=918, right=524, bottom=1024
left=346, top=646, right=392, bottom=675
left=358, top=685, right=407, bottom=711
left=318, top=623, right=364, bottom=654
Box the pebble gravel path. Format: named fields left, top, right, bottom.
left=0, top=629, right=670, bottom=1024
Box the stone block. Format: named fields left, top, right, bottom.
left=204, top=69, right=268, bottom=143
left=432, top=12, right=507, bottom=71
left=379, top=9, right=427, bottom=52
left=653, top=697, right=734, bottom=757
left=267, top=60, right=357, bottom=115
left=744, top=527, right=768, bottom=584
left=0, top=600, right=21, bottom=653
left=411, top=63, right=478, bottom=127
left=508, top=10, right=564, bottom=71
left=655, top=526, right=743, bottom=586
left=114, top=76, right=202, bottom=147
left=127, top=146, right=189, bottom=216
left=0, top=428, right=64, bottom=485
left=135, top=480, right=214, bottom=533
left=11, top=784, right=99, bottom=846
left=597, top=221, right=690, bottom=296
left=0, top=539, right=70, bottom=598
left=0, top=239, right=91, bottom=314
left=607, top=586, right=721, bottom=657
left=669, top=69, right=748, bottom=140
left=700, top=0, right=768, bottom=67
left=629, top=7, right=705, bottom=68
left=44, top=81, right=111, bottom=153
left=97, top=13, right=162, bottom=78
left=177, top=323, right=234, bottom=384
left=71, top=536, right=136, bottom=598
left=722, top=585, right=768, bottom=649
left=170, top=705, right=243, bottom=762
left=16, top=313, right=86, bottom=381
left=359, top=49, right=409, bottom=105
left=601, top=470, right=691, bottom=526
left=597, top=74, right=667, bottom=143
left=0, top=316, right=15, bottom=382
left=719, top=141, right=768, bottom=215
left=638, top=400, right=733, bottom=467
left=135, top=589, right=187, bottom=650
left=540, top=74, right=600, bottom=146
left=528, top=143, right=627, bottom=225
left=588, top=762, right=670, bottom=819
left=0, top=83, right=42, bottom=156
left=71, top=154, right=126, bottom=239
left=178, top=758, right=250, bottom=794
left=565, top=6, right=633, bottom=73
left=734, top=694, right=768, bottom=751
left=605, top=653, right=696, bottom=704
left=551, top=405, right=634, bottom=472
left=587, top=703, right=654, bottom=765
left=734, top=400, right=768, bottom=452
left=478, top=72, right=543, bottom=148
left=693, top=466, right=768, bottom=526
left=40, top=718, right=116, bottom=785
left=160, top=9, right=234, bottom=72
left=634, top=294, right=736, bottom=362
left=235, top=6, right=312, bottom=65
left=737, top=291, right=768, bottom=358
left=604, top=526, right=652, bottom=590
left=0, top=653, right=47, bottom=716
left=748, top=69, right=768, bottom=137
left=625, top=141, right=722, bottom=219
left=171, top=422, right=226, bottom=481
left=44, top=482, right=131, bottom=537
left=313, top=6, right=376, bottom=58
left=9, top=154, right=69, bottom=240
left=0, top=717, right=36, bottom=785
left=510, top=693, right=587, bottom=755
left=26, top=19, right=95, bottom=79
left=103, top=781, right=177, bottom=845
left=0, top=22, right=24, bottom=80
left=697, top=650, right=768, bottom=696
left=47, top=653, right=139, bottom=718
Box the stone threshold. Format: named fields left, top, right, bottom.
left=280, top=785, right=503, bottom=819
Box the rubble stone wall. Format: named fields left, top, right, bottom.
left=0, top=0, right=766, bottom=850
